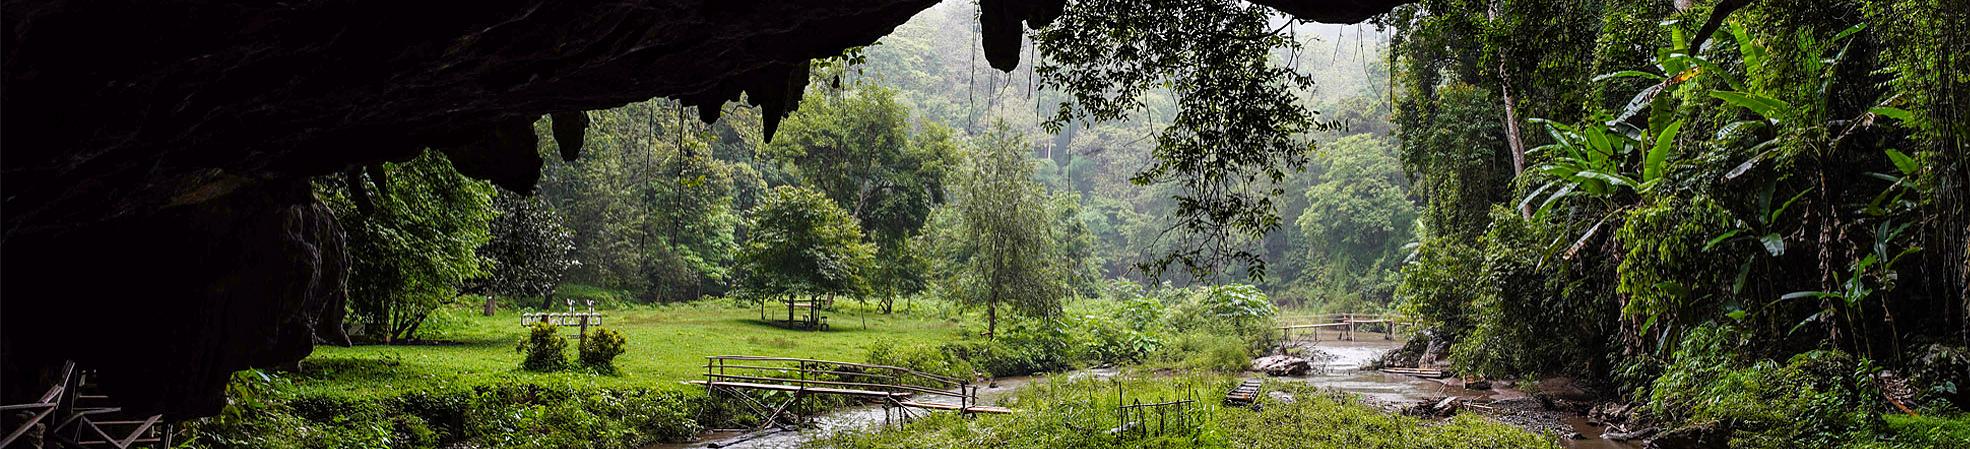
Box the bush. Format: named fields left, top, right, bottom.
left=1168, top=284, right=1277, bottom=352
left=1643, top=325, right=1924, bottom=449
left=1151, top=333, right=1251, bottom=373
left=461, top=382, right=704, bottom=449
left=579, top=327, right=629, bottom=374
left=866, top=324, right=1075, bottom=381
left=867, top=340, right=976, bottom=379
left=518, top=322, right=569, bottom=372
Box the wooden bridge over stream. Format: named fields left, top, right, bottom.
left=688, top=355, right=1009, bottom=429
left=1278, top=313, right=1411, bottom=342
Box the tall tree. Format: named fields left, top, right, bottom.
left=767, top=86, right=959, bottom=309
left=1037, top=0, right=1341, bottom=281
left=479, top=190, right=577, bottom=312
left=325, top=150, right=494, bottom=343
left=737, top=186, right=875, bottom=302
left=1293, top=134, right=1417, bottom=307
left=535, top=103, right=740, bottom=301
left=949, top=122, right=1069, bottom=339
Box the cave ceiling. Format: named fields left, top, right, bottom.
left=0, top=0, right=1411, bottom=418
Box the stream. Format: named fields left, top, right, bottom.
left=649, top=338, right=1639, bottom=449
left=1280, top=334, right=1643, bottom=449
left=644, top=375, right=1046, bottom=449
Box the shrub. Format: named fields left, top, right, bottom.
left=867, top=340, right=977, bottom=379
left=463, top=383, right=705, bottom=449
left=1646, top=325, right=1899, bottom=449
left=1169, top=284, right=1277, bottom=351
left=1152, top=332, right=1250, bottom=373
left=518, top=322, right=568, bottom=372
left=579, top=327, right=629, bottom=374
left=1079, top=316, right=1162, bottom=365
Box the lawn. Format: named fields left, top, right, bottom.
left=295, top=299, right=965, bottom=395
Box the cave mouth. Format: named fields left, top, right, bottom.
left=0, top=0, right=1414, bottom=421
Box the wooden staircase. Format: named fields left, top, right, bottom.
left=54, top=370, right=171, bottom=449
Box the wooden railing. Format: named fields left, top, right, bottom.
left=1277, top=313, right=1409, bottom=341
left=699, top=355, right=979, bottom=409
left=520, top=312, right=604, bottom=327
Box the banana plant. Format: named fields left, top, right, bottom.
left=1517, top=116, right=1685, bottom=219
left=1862, top=148, right=1929, bottom=217
left=1777, top=219, right=1921, bottom=335
left=1712, top=21, right=1868, bottom=178
left=1593, top=19, right=1722, bottom=127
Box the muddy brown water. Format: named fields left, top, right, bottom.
left=649, top=338, right=1636, bottom=449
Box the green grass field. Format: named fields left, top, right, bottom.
left=295, top=299, right=965, bottom=395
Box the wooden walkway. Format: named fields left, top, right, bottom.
left=1278, top=313, right=1409, bottom=342
left=1379, top=367, right=1449, bottom=378
left=693, top=355, right=1009, bottom=429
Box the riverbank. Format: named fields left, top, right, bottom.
left=652, top=335, right=1612, bottom=449
left=1272, top=334, right=1638, bottom=449
left=795, top=372, right=1560, bottom=449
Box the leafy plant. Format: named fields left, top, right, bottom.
left=518, top=322, right=569, bottom=372
left=735, top=185, right=876, bottom=302
left=1520, top=115, right=1685, bottom=217
left=327, top=150, right=496, bottom=343
left=480, top=191, right=577, bottom=309
left=579, top=327, right=629, bottom=374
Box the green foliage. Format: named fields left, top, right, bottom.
left=464, top=383, right=702, bottom=449
left=737, top=185, right=875, bottom=299
left=814, top=376, right=1556, bottom=449
left=1615, top=197, right=1739, bottom=340
left=324, top=149, right=495, bottom=343
left=182, top=371, right=313, bottom=449
left=480, top=191, right=576, bottom=302
left=578, top=327, right=628, bottom=374
left=1519, top=114, right=1685, bottom=217
left=946, top=122, right=1071, bottom=338
left=518, top=322, right=569, bottom=372
left=1148, top=333, right=1250, bottom=373
left=1168, top=284, right=1277, bottom=353
left=1395, top=82, right=1511, bottom=241
left=864, top=323, right=1074, bottom=379
left=814, top=375, right=1231, bottom=449
left=1638, top=325, right=1954, bottom=449
left=1292, top=134, right=1417, bottom=306
left=1389, top=3, right=1966, bottom=427
left=1394, top=239, right=1485, bottom=340
left=536, top=103, right=741, bottom=301
left=1037, top=0, right=1340, bottom=280
left=187, top=373, right=706, bottom=449
left=865, top=282, right=1270, bottom=378
left=767, top=86, right=959, bottom=308
left=1222, top=384, right=1559, bottom=449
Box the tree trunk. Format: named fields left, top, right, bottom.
left=987, top=299, right=998, bottom=340
left=1499, top=60, right=1530, bottom=218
